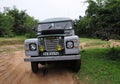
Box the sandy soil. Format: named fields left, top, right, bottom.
left=0, top=45, right=80, bottom=84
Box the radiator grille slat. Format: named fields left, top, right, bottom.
left=45, top=38, right=59, bottom=51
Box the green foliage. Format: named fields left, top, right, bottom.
left=0, top=13, right=14, bottom=37
left=77, top=48, right=120, bottom=84
left=75, top=0, right=120, bottom=39
left=25, top=32, right=36, bottom=38
left=0, top=7, right=38, bottom=37
left=107, top=47, right=120, bottom=60
left=24, top=15, right=38, bottom=38
left=78, top=38, right=120, bottom=83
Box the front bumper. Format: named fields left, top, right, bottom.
left=24, top=55, right=80, bottom=62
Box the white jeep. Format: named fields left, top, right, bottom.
left=24, top=18, right=81, bottom=73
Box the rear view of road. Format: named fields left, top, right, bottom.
left=0, top=45, right=79, bottom=84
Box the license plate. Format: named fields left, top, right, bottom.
left=43, top=52, right=59, bottom=56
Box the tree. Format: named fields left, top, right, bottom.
left=0, top=12, right=14, bottom=37
left=0, top=7, right=38, bottom=37
left=24, top=15, right=38, bottom=37
left=75, top=0, right=120, bottom=39
left=6, top=7, right=27, bottom=35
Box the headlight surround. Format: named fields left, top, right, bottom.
left=64, top=29, right=74, bottom=35
left=66, top=41, right=74, bottom=49
left=29, top=43, right=37, bottom=51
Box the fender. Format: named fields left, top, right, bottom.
left=24, top=38, right=39, bottom=56
left=64, top=35, right=80, bottom=54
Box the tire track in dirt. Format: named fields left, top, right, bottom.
left=0, top=45, right=80, bottom=84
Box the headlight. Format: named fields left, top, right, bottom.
left=29, top=43, right=37, bottom=51
left=66, top=41, right=74, bottom=49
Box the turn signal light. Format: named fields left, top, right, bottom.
left=40, top=46, right=44, bottom=52
left=57, top=45, right=62, bottom=51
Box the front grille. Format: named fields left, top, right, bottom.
left=45, top=38, right=59, bottom=51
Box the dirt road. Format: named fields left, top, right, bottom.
left=0, top=45, right=79, bottom=84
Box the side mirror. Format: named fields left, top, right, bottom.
left=32, top=27, right=37, bottom=32
left=73, top=21, right=77, bottom=27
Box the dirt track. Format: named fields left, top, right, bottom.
left=0, top=45, right=79, bottom=84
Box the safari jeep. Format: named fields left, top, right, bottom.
left=24, top=18, right=81, bottom=73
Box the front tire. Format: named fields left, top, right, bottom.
left=31, top=62, right=38, bottom=73
left=71, top=59, right=81, bottom=72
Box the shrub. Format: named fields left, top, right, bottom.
left=25, top=32, right=36, bottom=38
left=110, top=34, right=120, bottom=40
left=107, top=47, right=120, bottom=60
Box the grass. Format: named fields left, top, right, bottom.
left=78, top=38, right=120, bottom=84
left=80, top=38, right=110, bottom=47
left=0, top=36, right=26, bottom=46
left=0, top=37, right=120, bottom=84
left=0, top=36, right=25, bottom=52
left=77, top=48, right=120, bottom=84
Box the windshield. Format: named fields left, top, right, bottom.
left=38, top=21, right=72, bottom=31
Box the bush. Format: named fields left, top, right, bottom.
left=25, top=32, right=36, bottom=38
left=110, top=34, right=120, bottom=40
left=107, top=47, right=120, bottom=60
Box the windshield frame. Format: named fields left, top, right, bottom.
left=37, top=20, right=73, bottom=31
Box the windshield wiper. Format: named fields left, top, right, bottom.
left=48, top=25, right=52, bottom=29
left=48, top=23, right=55, bottom=29
left=64, top=23, right=68, bottom=29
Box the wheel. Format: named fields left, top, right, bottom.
left=40, top=62, right=46, bottom=65
left=31, top=62, right=38, bottom=73
left=70, top=59, right=81, bottom=72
